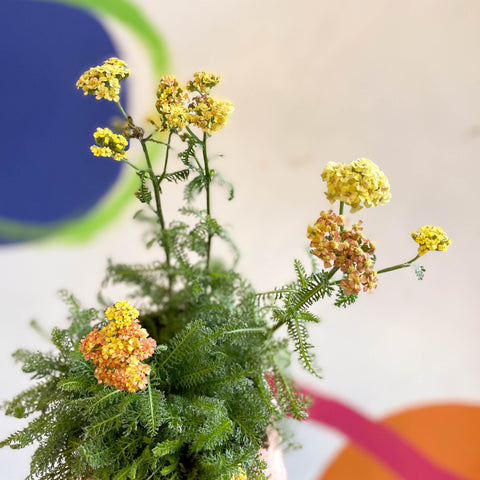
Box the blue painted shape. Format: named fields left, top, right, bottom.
left=0, top=0, right=124, bottom=227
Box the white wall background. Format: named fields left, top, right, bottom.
left=1, top=1, right=479, bottom=478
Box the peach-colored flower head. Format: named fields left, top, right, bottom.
left=79, top=300, right=156, bottom=392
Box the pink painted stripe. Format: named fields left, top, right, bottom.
left=302, top=386, right=467, bottom=480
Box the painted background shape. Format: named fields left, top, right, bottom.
left=0, top=0, right=123, bottom=241
left=1, top=1, right=479, bottom=479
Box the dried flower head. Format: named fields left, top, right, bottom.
left=90, top=127, right=129, bottom=161
left=79, top=300, right=156, bottom=392
left=76, top=57, right=129, bottom=102
left=322, top=158, right=391, bottom=212
left=307, top=210, right=378, bottom=295
left=411, top=225, right=451, bottom=256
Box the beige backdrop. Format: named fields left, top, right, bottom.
left=1, top=1, right=478, bottom=478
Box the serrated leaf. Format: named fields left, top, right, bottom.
left=161, top=168, right=190, bottom=184
left=152, top=438, right=182, bottom=458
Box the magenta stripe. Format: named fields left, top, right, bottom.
left=301, top=386, right=467, bottom=480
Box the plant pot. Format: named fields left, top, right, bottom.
left=260, top=429, right=288, bottom=480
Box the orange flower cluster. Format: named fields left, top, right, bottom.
left=79, top=300, right=156, bottom=392
left=307, top=210, right=377, bottom=295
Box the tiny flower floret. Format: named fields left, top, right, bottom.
left=322, top=158, right=391, bottom=212
left=76, top=57, right=129, bottom=102
left=411, top=225, right=451, bottom=256
left=91, top=127, right=129, bottom=161
left=79, top=300, right=156, bottom=393
left=307, top=210, right=378, bottom=295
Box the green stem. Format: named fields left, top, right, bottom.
left=159, top=130, right=174, bottom=179
left=202, top=132, right=213, bottom=271
left=339, top=201, right=345, bottom=232
left=271, top=320, right=285, bottom=333
left=121, top=159, right=140, bottom=171
left=376, top=255, right=420, bottom=275
left=140, top=139, right=173, bottom=293
left=115, top=101, right=129, bottom=121
left=327, top=266, right=339, bottom=280
left=186, top=125, right=202, bottom=144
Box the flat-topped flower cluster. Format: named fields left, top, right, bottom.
left=307, top=211, right=377, bottom=295
left=322, top=157, right=391, bottom=212
left=76, top=57, right=130, bottom=102
left=411, top=225, right=451, bottom=256
left=79, top=300, right=156, bottom=392
left=90, top=127, right=129, bottom=161
left=151, top=70, right=234, bottom=134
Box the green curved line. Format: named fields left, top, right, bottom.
left=0, top=0, right=169, bottom=243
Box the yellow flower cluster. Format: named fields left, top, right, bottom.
left=153, top=75, right=189, bottom=131
left=79, top=300, right=156, bottom=393
left=90, top=127, right=129, bottom=161
left=411, top=225, right=451, bottom=256
left=307, top=210, right=378, bottom=295
left=105, top=299, right=140, bottom=327
left=76, top=57, right=129, bottom=102
left=187, top=71, right=220, bottom=93
left=152, top=71, right=234, bottom=134
left=188, top=95, right=234, bottom=135
left=322, top=158, right=391, bottom=213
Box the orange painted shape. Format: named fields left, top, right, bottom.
left=320, top=404, right=480, bottom=480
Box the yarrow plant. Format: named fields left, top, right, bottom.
left=1, top=57, right=451, bottom=480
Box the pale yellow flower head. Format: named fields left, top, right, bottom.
left=91, top=127, right=128, bottom=161
left=411, top=225, right=451, bottom=256
left=187, top=71, right=221, bottom=94
left=76, top=57, right=129, bottom=102
left=154, top=75, right=189, bottom=131
left=321, top=158, right=391, bottom=213
left=188, top=96, right=234, bottom=135
left=152, top=71, right=233, bottom=134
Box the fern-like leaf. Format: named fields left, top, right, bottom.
left=161, top=168, right=190, bottom=184
left=286, top=316, right=320, bottom=378
left=137, top=386, right=168, bottom=436
left=135, top=170, right=152, bottom=204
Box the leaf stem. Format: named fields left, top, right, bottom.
left=223, top=327, right=267, bottom=335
